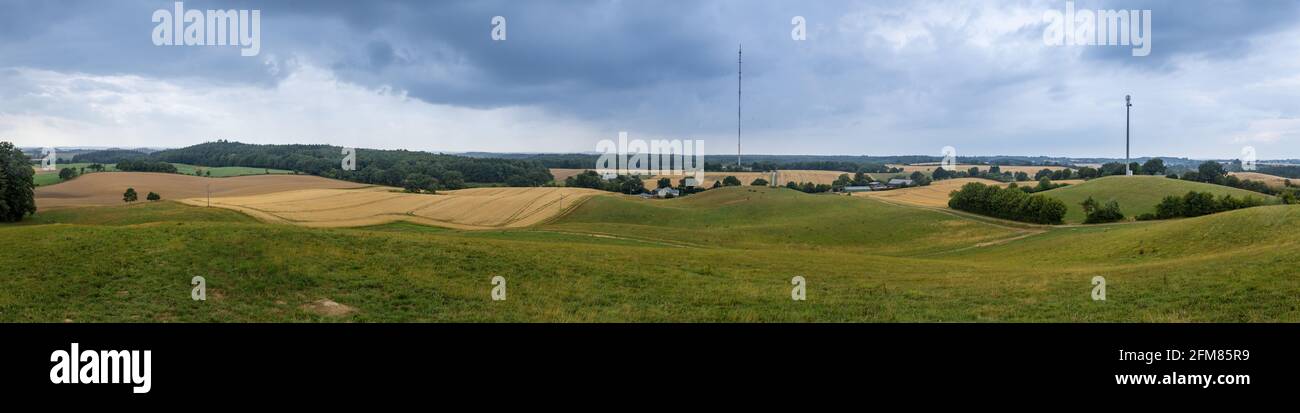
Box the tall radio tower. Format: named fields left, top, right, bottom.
left=737, top=44, right=742, bottom=168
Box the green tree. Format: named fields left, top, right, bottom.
left=1080, top=196, right=1099, bottom=216
left=722, top=175, right=742, bottom=186
left=146, top=192, right=161, bottom=201
left=58, top=167, right=77, bottom=180
left=403, top=173, right=435, bottom=193
left=0, top=142, right=38, bottom=222
left=1141, top=158, right=1166, bottom=175
left=750, top=177, right=769, bottom=186
left=657, top=177, right=672, bottom=189
left=123, top=188, right=138, bottom=203
left=1197, top=161, right=1226, bottom=183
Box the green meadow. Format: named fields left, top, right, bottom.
left=1, top=186, right=1297, bottom=322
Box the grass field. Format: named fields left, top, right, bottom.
left=3, top=183, right=1298, bottom=322
left=1038, top=176, right=1273, bottom=223
left=172, top=163, right=293, bottom=177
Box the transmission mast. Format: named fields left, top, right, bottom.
left=737, top=44, right=742, bottom=169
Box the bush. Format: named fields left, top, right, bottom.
left=123, top=188, right=138, bottom=203
left=146, top=192, right=161, bottom=201
left=948, top=182, right=1066, bottom=224
left=750, top=178, right=769, bottom=186
left=722, top=176, right=742, bottom=186
left=1084, top=200, right=1125, bottom=224
left=1136, top=213, right=1157, bottom=221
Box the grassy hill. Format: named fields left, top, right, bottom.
left=2, top=186, right=1298, bottom=322
left=1039, top=176, right=1273, bottom=223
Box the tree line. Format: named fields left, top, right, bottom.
left=85, top=141, right=554, bottom=189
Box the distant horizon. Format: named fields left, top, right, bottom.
left=3, top=1, right=1300, bottom=159
left=16, top=143, right=1300, bottom=163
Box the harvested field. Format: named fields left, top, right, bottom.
left=855, top=178, right=1005, bottom=207
left=549, top=168, right=589, bottom=182
left=180, top=187, right=608, bottom=229
left=1231, top=172, right=1291, bottom=188
left=35, top=172, right=370, bottom=209
left=775, top=170, right=848, bottom=186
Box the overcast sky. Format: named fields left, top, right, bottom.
left=2, top=0, right=1300, bottom=159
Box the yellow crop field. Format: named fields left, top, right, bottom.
left=179, top=186, right=608, bottom=229
left=35, top=172, right=370, bottom=209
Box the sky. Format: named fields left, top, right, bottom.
left=2, top=0, right=1300, bottom=159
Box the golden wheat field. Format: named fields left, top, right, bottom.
left=1230, top=172, right=1291, bottom=188
left=179, top=186, right=608, bottom=229
left=35, top=172, right=370, bottom=209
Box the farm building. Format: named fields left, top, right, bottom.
left=887, top=178, right=914, bottom=188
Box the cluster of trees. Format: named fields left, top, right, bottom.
left=947, top=182, right=1067, bottom=224
left=122, top=188, right=162, bottom=203
left=932, top=166, right=1020, bottom=182
left=1034, top=168, right=1077, bottom=181
left=0, top=142, right=37, bottom=222
left=713, top=161, right=900, bottom=174
left=564, top=171, right=645, bottom=194
left=1081, top=197, right=1125, bottom=224
left=1011, top=178, right=1069, bottom=194
left=785, top=181, right=833, bottom=193
left=1170, top=160, right=1277, bottom=195
left=115, top=160, right=179, bottom=173
left=1143, top=191, right=1269, bottom=220
left=147, top=141, right=552, bottom=188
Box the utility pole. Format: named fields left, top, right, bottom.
left=1125, top=95, right=1132, bottom=176
left=737, top=44, right=742, bottom=169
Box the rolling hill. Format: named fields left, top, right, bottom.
left=1038, top=176, right=1273, bottom=223
left=3, top=185, right=1298, bottom=322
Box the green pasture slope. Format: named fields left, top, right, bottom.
left=1039, top=176, right=1274, bottom=223
left=1, top=186, right=1297, bottom=322
left=171, top=163, right=293, bottom=177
